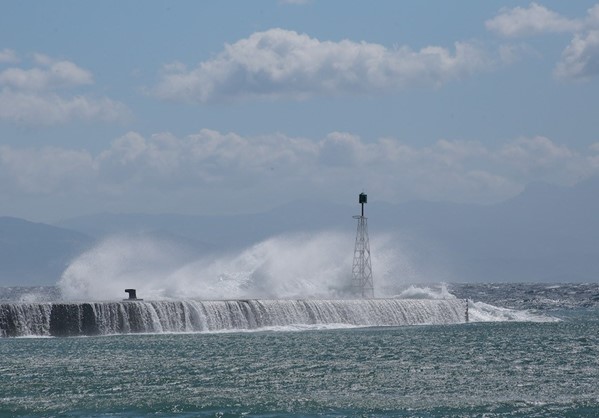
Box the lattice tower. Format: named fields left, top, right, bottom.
left=352, top=193, right=374, bottom=298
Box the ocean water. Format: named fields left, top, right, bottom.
left=1, top=283, right=598, bottom=417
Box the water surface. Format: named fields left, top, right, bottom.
left=2, top=319, right=598, bottom=417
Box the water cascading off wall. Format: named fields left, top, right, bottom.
left=0, top=299, right=467, bottom=337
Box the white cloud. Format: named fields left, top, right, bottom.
left=0, top=58, right=93, bottom=91
left=1, top=130, right=597, bottom=210
left=319, top=132, right=368, bottom=166
left=0, top=48, right=18, bottom=64
left=494, top=136, right=584, bottom=184
left=0, top=89, right=130, bottom=125
left=486, top=3, right=582, bottom=37
left=0, top=52, right=129, bottom=125
left=555, top=30, right=599, bottom=79
left=587, top=4, right=599, bottom=28
left=96, top=129, right=319, bottom=192
left=486, top=3, right=599, bottom=80
left=0, top=146, right=95, bottom=194
left=153, top=28, right=492, bottom=103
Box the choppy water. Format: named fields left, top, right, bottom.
left=1, top=283, right=598, bottom=417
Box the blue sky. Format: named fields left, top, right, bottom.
left=1, top=1, right=599, bottom=221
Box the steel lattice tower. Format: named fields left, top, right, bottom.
left=352, top=193, right=374, bottom=298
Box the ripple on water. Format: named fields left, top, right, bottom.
left=0, top=320, right=598, bottom=416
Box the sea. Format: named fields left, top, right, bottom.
left=1, top=282, right=598, bottom=417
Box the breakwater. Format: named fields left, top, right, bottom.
left=0, top=299, right=466, bottom=337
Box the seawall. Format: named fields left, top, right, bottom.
left=0, top=299, right=466, bottom=337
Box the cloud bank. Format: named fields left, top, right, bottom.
left=1, top=130, right=598, bottom=216
left=0, top=52, right=130, bottom=124
left=555, top=30, right=599, bottom=80
left=486, top=2, right=599, bottom=79
left=153, top=28, right=492, bottom=103
left=486, top=3, right=584, bottom=37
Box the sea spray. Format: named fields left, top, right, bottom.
left=58, top=231, right=424, bottom=301
left=467, top=301, right=557, bottom=322
left=58, top=234, right=197, bottom=300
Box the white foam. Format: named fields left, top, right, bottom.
left=394, top=283, right=456, bottom=300
left=54, top=233, right=559, bottom=327
left=468, top=301, right=559, bottom=323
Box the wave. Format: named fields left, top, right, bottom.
left=468, top=301, right=558, bottom=323
left=394, top=283, right=456, bottom=300
left=57, top=232, right=429, bottom=301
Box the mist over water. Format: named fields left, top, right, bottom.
left=58, top=231, right=422, bottom=301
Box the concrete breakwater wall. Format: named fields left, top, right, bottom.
left=0, top=298, right=466, bottom=337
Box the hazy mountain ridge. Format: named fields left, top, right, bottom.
left=0, top=217, right=93, bottom=285
left=2, top=177, right=599, bottom=285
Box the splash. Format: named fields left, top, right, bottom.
left=394, top=283, right=456, bottom=300
left=58, top=231, right=430, bottom=301
left=57, top=228, right=467, bottom=302
left=58, top=234, right=197, bottom=300
left=54, top=232, right=560, bottom=324
left=468, top=301, right=558, bottom=323
left=59, top=231, right=419, bottom=301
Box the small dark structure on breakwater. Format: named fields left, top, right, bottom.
left=124, top=289, right=142, bottom=301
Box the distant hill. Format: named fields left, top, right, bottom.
left=392, top=177, right=599, bottom=282
left=0, top=217, right=93, bottom=285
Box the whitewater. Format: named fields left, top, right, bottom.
left=0, top=287, right=559, bottom=337
left=0, top=232, right=570, bottom=337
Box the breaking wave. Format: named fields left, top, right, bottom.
left=58, top=232, right=422, bottom=301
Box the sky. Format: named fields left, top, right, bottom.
left=1, top=1, right=599, bottom=222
